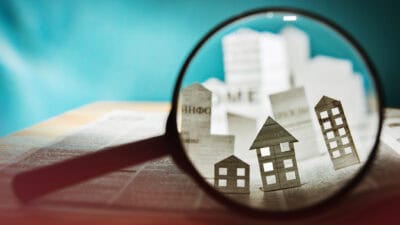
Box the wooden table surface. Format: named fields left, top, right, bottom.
left=0, top=102, right=400, bottom=225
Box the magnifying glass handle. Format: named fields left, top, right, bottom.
left=12, top=135, right=171, bottom=203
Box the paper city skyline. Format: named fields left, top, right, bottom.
left=179, top=83, right=360, bottom=194
left=204, top=26, right=367, bottom=139
left=179, top=25, right=365, bottom=194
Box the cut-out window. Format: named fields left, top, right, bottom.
left=237, top=179, right=245, bottom=187
left=323, top=121, right=332, bottom=130
left=331, top=107, right=340, bottom=115
left=329, top=141, right=338, bottom=149
left=237, top=168, right=245, bottom=176
left=266, top=175, right=276, bottom=185
left=344, top=147, right=352, bottom=154
left=218, top=179, right=227, bottom=187
left=335, top=117, right=343, bottom=126
left=320, top=111, right=328, bottom=119
left=260, top=147, right=271, bottom=157
left=263, top=162, right=274, bottom=172
left=219, top=168, right=227, bottom=175
left=280, top=142, right=290, bottom=152
left=326, top=131, right=335, bottom=139
left=332, top=150, right=340, bottom=158
left=339, top=128, right=346, bottom=136
left=283, top=159, right=293, bottom=168
left=342, top=137, right=349, bottom=145
left=286, top=171, right=296, bottom=180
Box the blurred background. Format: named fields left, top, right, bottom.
left=0, top=0, right=399, bottom=136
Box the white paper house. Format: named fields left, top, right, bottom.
left=249, top=117, right=301, bottom=192
left=314, top=96, right=360, bottom=170
left=214, top=155, right=250, bottom=194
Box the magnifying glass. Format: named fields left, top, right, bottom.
left=12, top=7, right=383, bottom=217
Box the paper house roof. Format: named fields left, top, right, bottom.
left=215, top=155, right=248, bottom=167
left=250, top=117, right=298, bottom=150
left=314, top=95, right=339, bottom=110
left=182, top=83, right=211, bottom=95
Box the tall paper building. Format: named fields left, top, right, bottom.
left=222, top=28, right=290, bottom=101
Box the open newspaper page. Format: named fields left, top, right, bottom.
left=0, top=109, right=399, bottom=216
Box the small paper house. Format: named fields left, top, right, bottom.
left=249, top=117, right=301, bottom=192
left=214, top=155, right=250, bottom=194
left=314, top=96, right=360, bottom=170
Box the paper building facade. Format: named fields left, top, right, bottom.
left=269, top=87, right=322, bottom=160
left=183, top=134, right=235, bottom=179
left=314, top=96, right=360, bottom=170
left=180, top=83, right=234, bottom=178
left=295, top=56, right=367, bottom=125
left=214, top=155, right=250, bottom=194
left=180, top=83, right=212, bottom=138
left=222, top=28, right=290, bottom=98
left=249, top=117, right=301, bottom=192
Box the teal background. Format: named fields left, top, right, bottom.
left=0, top=0, right=399, bottom=135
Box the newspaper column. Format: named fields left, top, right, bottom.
left=180, top=83, right=212, bottom=139
left=180, top=83, right=234, bottom=179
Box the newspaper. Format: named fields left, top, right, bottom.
left=0, top=109, right=399, bottom=215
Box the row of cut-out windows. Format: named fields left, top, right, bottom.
left=323, top=117, right=344, bottom=130
left=265, top=171, right=297, bottom=185
left=218, top=178, right=246, bottom=187
left=320, top=107, right=340, bottom=119
left=326, top=128, right=347, bottom=139
left=259, top=142, right=290, bottom=157
left=332, top=146, right=353, bottom=158
left=329, top=137, right=350, bottom=149
left=218, top=167, right=246, bottom=176
left=262, top=159, right=294, bottom=172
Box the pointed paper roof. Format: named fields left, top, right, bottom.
left=249, top=117, right=298, bottom=150
left=215, top=155, right=248, bottom=167
left=182, top=83, right=211, bottom=95
left=314, top=96, right=339, bottom=110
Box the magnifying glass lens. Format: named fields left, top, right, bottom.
left=177, top=11, right=380, bottom=211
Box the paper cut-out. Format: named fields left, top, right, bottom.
left=180, top=83, right=234, bottom=178
left=296, top=56, right=366, bottom=125
left=314, top=96, right=360, bottom=170
left=222, top=28, right=290, bottom=94
left=249, top=117, right=301, bottom=192
left=183, top=133, right=235, bottom=179
left=180, top=83, right=212, bottom=138
left=269, top=87, right=322, bottom=160
left=214, top=155, right=250, bottom=194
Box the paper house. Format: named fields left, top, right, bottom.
left=314, top=96, right=360, bottom=170
left=249, top=117, right=301, bottom=192
left=214, top=155, right=250, bottom=194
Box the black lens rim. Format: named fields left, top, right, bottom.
left=165, top=7, right=384, bottom=219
